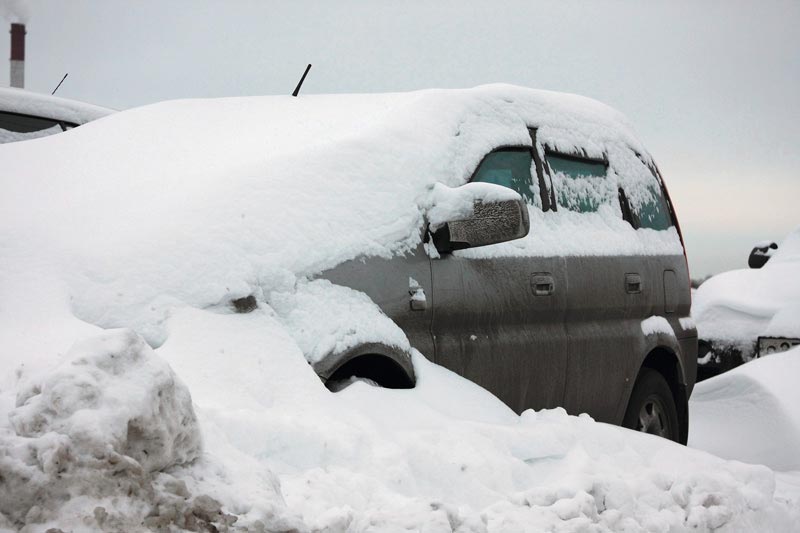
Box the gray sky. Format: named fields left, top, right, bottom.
left=2, top=0, right=798, bottom=276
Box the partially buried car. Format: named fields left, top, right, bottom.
left=0, top=86, right=113, bottom=144
left=693, top=227, right=800, bottom=380
left=0, top=85, right=696, bottom=443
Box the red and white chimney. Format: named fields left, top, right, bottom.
left=10, top=23, right=25, bottom=88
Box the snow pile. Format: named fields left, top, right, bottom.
left=689, top=347, right=800, bottom=471
left=0, top=329, right=202, bottom=529
left=692, top=225, right=800, bottom=355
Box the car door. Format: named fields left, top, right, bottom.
left=430, top=142, right=569, bottom=414
left=542, top=147, right=660, bottom=424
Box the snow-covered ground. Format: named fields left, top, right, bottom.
left=1, top=87, right=799, bottom=531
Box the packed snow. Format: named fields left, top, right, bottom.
left=1, top=85, right=798, bottom=531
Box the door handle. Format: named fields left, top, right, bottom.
left=531, top=273, right=555, bottom=296
left=625, top=273, right=642, bottom=294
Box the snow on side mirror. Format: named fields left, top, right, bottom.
left=424, top=182, right=530, bottom=254
left=748, top=241, right=778, bottom=269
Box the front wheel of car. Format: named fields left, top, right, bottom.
left=622, top=368, right=680, bottom=442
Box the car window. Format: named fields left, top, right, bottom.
left=633, top=182, right=673, bottom=230
left=0, top=110, right=62, bottom=133
left=546, top=151, right=611, bottom=213
left=471, top=148, right=536, bottom=203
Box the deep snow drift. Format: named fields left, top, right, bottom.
left=689, top=348, right=800, bottom=472
left=1, top=85, right=798, bottom=531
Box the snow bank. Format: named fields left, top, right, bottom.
left=689, top=348, right=800, bottom=471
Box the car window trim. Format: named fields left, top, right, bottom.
left=0, top=109, right=78, bottom=133
left=467, top=145, right=540, bottom=206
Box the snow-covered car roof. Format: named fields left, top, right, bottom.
left=0, top=84, right=681, bottom=347
left=0, top=86, right=113, bottom=125
left=693, top=226, right=800, bottom=346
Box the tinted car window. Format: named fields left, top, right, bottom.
left=472, top=149, right=536, bottom=203
left=546, top=152, right=611, bottom=213
left=0, top=110, right=62, bottom=133
left=634, top=183, right=673, bottom=230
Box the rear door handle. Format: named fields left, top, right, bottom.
left=625, top=273, right=642, bottom=294
left=531, top=273, right=555, bottom=296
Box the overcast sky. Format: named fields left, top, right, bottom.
left=2, top=0, right=798, bottom=276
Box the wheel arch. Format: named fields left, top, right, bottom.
left=313, top=342, right=416, bottom=390
left=635, top=345, right=690, bottom=444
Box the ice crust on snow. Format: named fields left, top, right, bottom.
left=1, top=85, right=796, bottom=530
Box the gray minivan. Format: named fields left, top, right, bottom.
left=304, top=117, right=697, bottom=444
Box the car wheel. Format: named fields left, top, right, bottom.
left=622, top=368, right=680, bottom=442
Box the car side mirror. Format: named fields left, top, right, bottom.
left=748, top=242, right=778, bottom=269
left=432, top=198, right=530, bottom=254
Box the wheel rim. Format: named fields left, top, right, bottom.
left=637, top=395, right=670, bottom=438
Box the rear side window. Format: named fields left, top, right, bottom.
left=471, top=148, right=536, bottom=204
left=634, top=183, right=672, bottom=230
left=0, top=111, right=62, bottom=133
left=546, top=151, right=611, bottom=213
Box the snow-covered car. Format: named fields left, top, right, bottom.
left=0, top=86, right=113, bottom=144
left=1, top=85, right=697, bottom=444
left=693, top=227, right=800, bottom=379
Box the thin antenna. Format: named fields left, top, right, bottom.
left=51, top=73, right=69, bottom=95
left=292, top=64, right=312, bottom=97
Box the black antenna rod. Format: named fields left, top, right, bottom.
left=51, top=73, right=69, bottom=95
left=292, top=64, right=312, bottom=97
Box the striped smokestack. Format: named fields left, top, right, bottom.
left=10, top=23, right=25, bottom=88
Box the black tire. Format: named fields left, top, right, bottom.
left=622, top=368, right=681, bottom=443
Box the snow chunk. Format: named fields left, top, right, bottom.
left=10, top=328, right=201, bottom=472
left=0, top=329, right=203, bottom=528
left=641, top=315, right=674, bottom=336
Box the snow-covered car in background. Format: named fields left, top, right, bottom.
left=0, top=86, right=113, bottom=144
left=693, top=227, right=800, bottom=379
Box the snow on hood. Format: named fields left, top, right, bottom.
left=692, top=225, right=800, bottom=347
left=0, top=87, right=114, bottom=125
